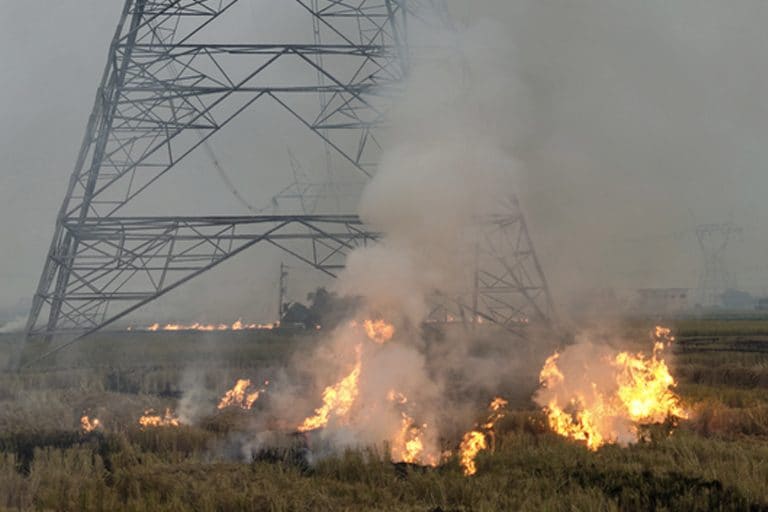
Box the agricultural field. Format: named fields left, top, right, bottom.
left=1, top=320, right=768, bottom=512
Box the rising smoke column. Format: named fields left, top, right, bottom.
left=338, top=20, right=524, bottom=324
left=283, top=20, right=527, bottom=464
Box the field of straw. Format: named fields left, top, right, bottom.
left=1, top=320, right=768, bottom=512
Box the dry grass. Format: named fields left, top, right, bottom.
left=1, top=428, right=766, bottom=511
left=1, top=322, right=768, bottom=511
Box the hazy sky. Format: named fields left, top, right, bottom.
left=1, top=1, right=767, bottom=321
left=0, top=2, right=121, bottom=311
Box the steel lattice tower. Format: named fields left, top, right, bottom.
left=695, top=222, right=741, bottom=308
left=24, top=0, right=555, bottom=363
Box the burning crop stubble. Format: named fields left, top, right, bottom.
left=87, top=19, right=696, bottom=477
left=8, top=4, right=768, bottom=509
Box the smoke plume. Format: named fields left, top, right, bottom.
left=256, top=19, right=540, bottom=463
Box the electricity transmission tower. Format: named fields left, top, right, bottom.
left=24, top=0, right=555, bottom=364
left=695, top=222, right=741, bottom=308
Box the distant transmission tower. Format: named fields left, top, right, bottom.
left=23, top=0, right=554, bottom=364
left=695, top=222, right=741, bottom=307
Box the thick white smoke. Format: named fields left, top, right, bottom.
left=338, top=20, right=522, bottom=324
left=262, top=20, right=533, bottom=462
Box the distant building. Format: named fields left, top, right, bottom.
left=720, top=289, right=756, bottom=310
left=635, top=288, right=689, bottom=314
left=568, top=288, right=629, bottom=318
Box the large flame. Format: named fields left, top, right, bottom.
left=139, top=408, right=181, bottom=428
left=298, top=345, right=363, bottom=432
left=458, top=396, right=509, bottom=476
left=80, top=415, right=101, bottom=433
left=217, top=379, right=268, bottom=410
left=538, top=326, right=687, bottom=450
left=144, top=320, right=276, bottom=332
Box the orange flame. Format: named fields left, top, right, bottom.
left=298, top=345, right=362, bottom=432
left=391, top=412, right=433, bottom=465
left=139, top=408, right=181, bottom=428
left=139, top=320, right=276, bottom=332
left=387, top=390, right=439, bottom=466
left=654, top=325, right=674, bottom=341
left=458, top=396, right=508, bottom=476
left=80, top=415, right=101, bottom=433
left=217, top=379, right=268, bottom=410
left=539, top=326, right=687, bottom=451
left=362, top=319, right=395, bottom=344
left=459, top=431, right=486, bottom=476
left=387, top=389, right=408, bottom=405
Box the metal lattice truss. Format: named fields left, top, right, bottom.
left=67, top=0, right=411, bottom=223
left=695, top=222, right=741, bottom=308
left=26, top=0, right=555, bottom=353
left=27, top=0, right=420, bottom=339
left=426, top=199, right=555, bottom=334
left=30, top=215, right=375, bottom=337
left=472, top=202, right=555, bottom=328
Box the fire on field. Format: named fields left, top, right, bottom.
left=535, top=326, right=688, bottom=451
left=6, top=318, right=768, bottom=511
left=61, top=320, right=690, bottom=478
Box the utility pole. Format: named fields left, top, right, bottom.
left=278, top=262, right=288, bottom=323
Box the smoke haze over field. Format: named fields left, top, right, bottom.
left=1, top=1, right=768, bottom=322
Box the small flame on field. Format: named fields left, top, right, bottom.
left=217, top=379, right=269, bottom=410
left=538, top=326, right=687, bottom=451
left=388, top=390, right=439, bottom=466
left=139, top=408, right=181, bottom=428
left=391, top=413, right=436, bottom=466
left=80, top=415, right=101, bottom=433
left=387, top=389, right=408, bottom=405
left=458, top=396, right=508, bottom=476
left=298, top=345, right=362, bottom=432
left=654, top=325, right=674, bottom=341
left=482, top=397, right=509, bottom=435
left=143, top=320, right=276, bottom=332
